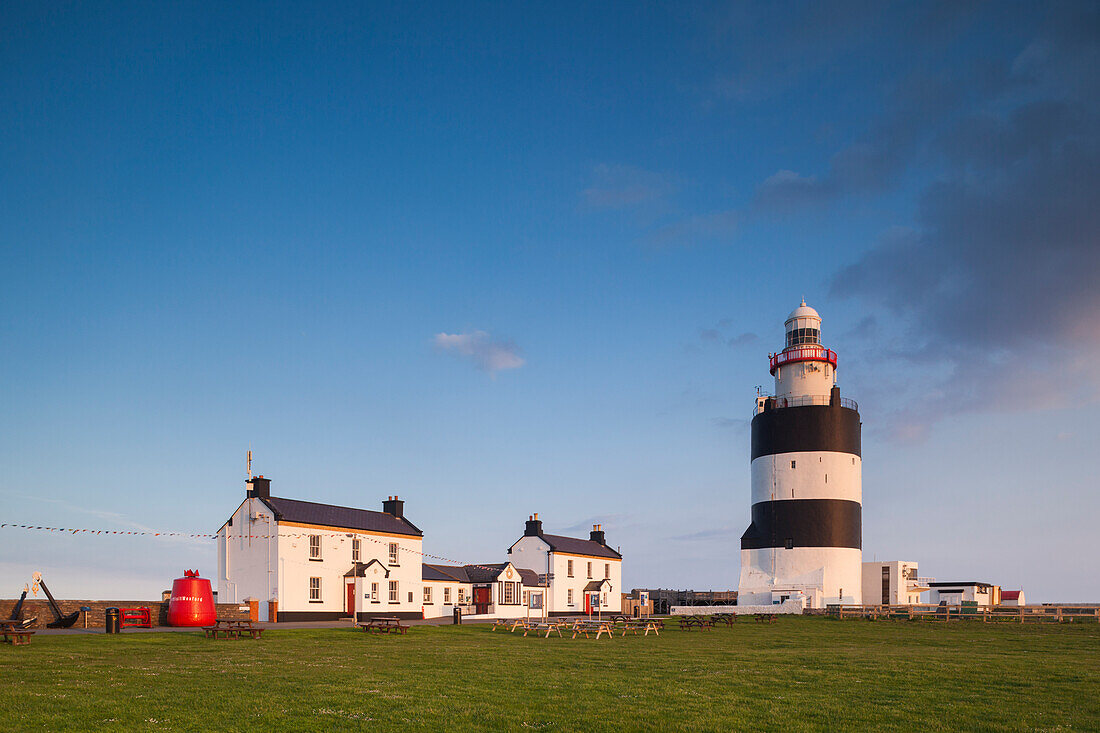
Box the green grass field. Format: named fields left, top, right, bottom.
left=1, top=618, right=1098, bottom=731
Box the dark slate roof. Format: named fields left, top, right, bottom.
left=259, top=496, right=422, bottom=537
left=423, top=563, right=469, bottom=582
left=345, top=560, right=389, bottom=578
left=584, top=579, right=613, bottom=591
left=540, top=533, right=621, bottom=559
left=517, top=568, right=542, bottom=587
left=463, top=563, right=507, bottom=583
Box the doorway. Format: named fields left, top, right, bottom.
left=346, top=582, right=356, bottom=617
left=473, top=586, right=491, bottom=614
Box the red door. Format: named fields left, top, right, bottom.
left=347, top=583, right=356, bottom=617
left=473, top=587, right=491, bottom=615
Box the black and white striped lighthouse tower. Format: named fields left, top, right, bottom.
left=738, top=301, right=862, bottom=608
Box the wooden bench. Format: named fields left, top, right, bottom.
left=754, top=613, right=777, bottom=623
left=2, top=629, right=35, bottom=646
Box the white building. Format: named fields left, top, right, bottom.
left=509, top=515, right=622, bottom=616
left=217, top=477, right=425, bottom=621
left=421, top=562, right=543, bottom=619
left=928, top=581, right=1001, bottom=606
left=861, top=561, right=928, bottom=605
left=1000, top=590, right=1025, bottom=606
left=738, top=302, right=864, bottom=608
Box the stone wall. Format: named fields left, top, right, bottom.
left=0, top=599, right=249, bottom=628
left=671, top=600, right=807, bottom=615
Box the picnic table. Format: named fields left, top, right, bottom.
left=571, top=620, right=615, bottom=639
left=677, top=616, right=713, bottom=631
left=621, top=619, right=661, bottom=637
left=711, top=613, right=737, bottom=627
left=754, top=613, right=778, bottom=623
left=203, top=618, right=264, bottom=639
left=358, top=617, right=409, bottom=635
left=524, top=621, right=563, bottom=638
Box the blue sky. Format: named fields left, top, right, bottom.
left=2, top=2, right=1098, bottom=602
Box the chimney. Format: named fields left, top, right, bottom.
left=525, top=513, right=543, bottom=537
left=382, top=495, right=404, bottom=519
left=590, top=523, right=606, bottom=545
left=246, top=476, right=271, bottom=499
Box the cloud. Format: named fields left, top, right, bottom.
left=581, top=164, right=675, bottom=210
left=433, top=331, right=525, bottom=375
left=827, top=15, right=1100, bottom=437
left=646, top=210, right=738, bottom=248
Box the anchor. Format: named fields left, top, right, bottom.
left=5, top=585, right=37, bottom=629
left=32, top=572, right=80, bottom=629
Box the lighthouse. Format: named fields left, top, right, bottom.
left=737, top=301, right=862, bottom=608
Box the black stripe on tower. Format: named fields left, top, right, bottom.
left=740, top=499, right=862, bottom=550
left=751, top=404, right=861, bottom=460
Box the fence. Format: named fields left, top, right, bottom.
left=826, top=604, right=1100, bottom=623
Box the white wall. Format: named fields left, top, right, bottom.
left=739, top=546, right=862, bottom=607
left=751, top=453, right=861, bottom=503
left=217, top=498, right=279, bottom=620
left=861, top=561, right=921, bottom=605
left=510, top=536, right=622, bottom=614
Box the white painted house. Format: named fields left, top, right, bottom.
left=508, top=515, right=622, bottom=616
left=217, top=477, right=425, bottom=620
left=861, top=561, right=928, bottom=605
left=421, top=562, right=543, bottom=619
left=928, top=581, right=1001, bottom=607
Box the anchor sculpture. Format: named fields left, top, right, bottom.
left=5, top=585, right=37, bottom=629
left=31, top=572, right=80, bottom=629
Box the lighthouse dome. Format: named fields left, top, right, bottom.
left=786, top=299, right=820, bottom=324
left=784, top=299, right=822, bottom=346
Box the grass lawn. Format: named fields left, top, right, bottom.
left=1, top=617, right=1098, bottom=731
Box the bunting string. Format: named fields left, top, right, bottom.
left=0, top=523, right=524, bottom=574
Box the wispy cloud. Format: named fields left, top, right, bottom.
left=581, top=164, right=675, bottom=210
left=433, top=331, right=525, bottom=375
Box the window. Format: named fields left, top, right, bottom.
left=604, top=563, right=610, bottom=579
left=371, top=582, right=379, bottom=602
left=408, top=591, right=413, bottom=603
left=457, top=587, right=465, bottom=604
left=786, top=327, right=820, bottom=347
left=602, top=593, right=607, bottom=606
left=503, top=582, right=515, bottom=605
left=587, top=562, right=592, bottom=579
left=352, top=538, right=360, bottom=562
left=309, top=535, right=322, bottom=560
left=388, top=542, right=399, bottom=565
left=388, top=580, right=398, bottom=602
left=567, top=589, right=574, bottom=606
left=791, top=460, right=796, bottom=469
left=523, top=590, right=528, bottom=606
left=785, top=538, right=794, bottom=550
left=309, top=577, right=321, bottom=602
left=444, top=587, right=451, bottom=604
left=424, top=586, right=432, bottom=603
left=567, top=560, right=574, bottom=577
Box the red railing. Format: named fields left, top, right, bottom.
left=769, top=347, right=837, bottom=374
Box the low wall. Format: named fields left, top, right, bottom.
left=672, top=600, right=806, bottom=615
left=0, top=599, right=250, bottom=628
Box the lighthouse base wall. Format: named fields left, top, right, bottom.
left=738, top=546, right=862, bottom=609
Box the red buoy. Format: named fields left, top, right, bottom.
left=167, top=570, right=216, bottom=627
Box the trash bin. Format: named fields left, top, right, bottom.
left=453, top=607, right=462, bottom=625
left=105, top=607, right=121, bottom=634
